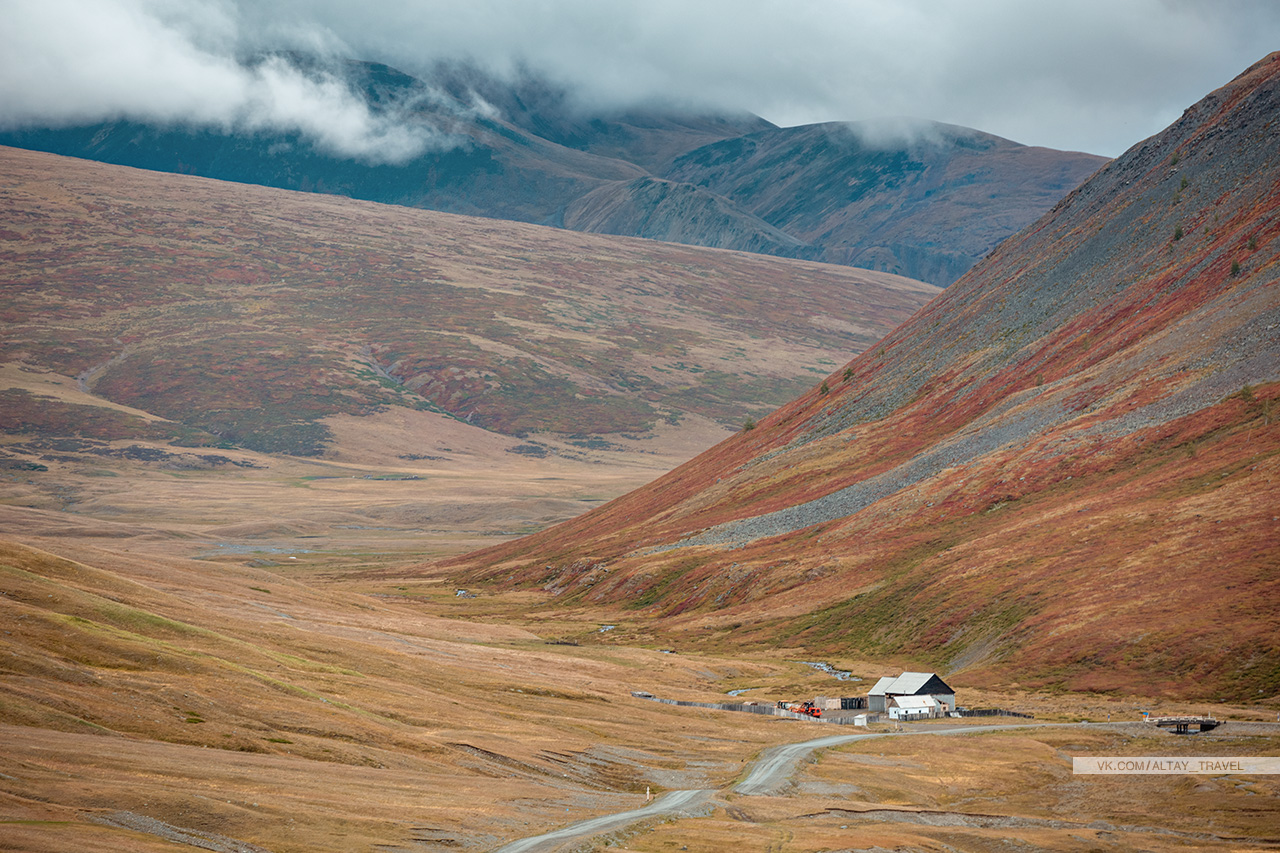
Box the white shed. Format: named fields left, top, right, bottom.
left=888, top=695, right=941, bottom=720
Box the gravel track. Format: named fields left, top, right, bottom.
left=733, top=722, right=1082, bottom=797
left=491, top=788, right=714, bottom=853
left=491, top=722, right=1085, bottom=852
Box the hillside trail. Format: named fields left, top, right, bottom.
left=490, top=721, right=1088, bottom=852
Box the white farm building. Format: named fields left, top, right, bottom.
left=868, top=672, right=956, bottom=715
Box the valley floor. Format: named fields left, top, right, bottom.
left=1, top=394, right=1276, bottom=852
left=1, top=516, right=1278, bottom=852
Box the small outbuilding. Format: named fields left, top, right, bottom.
left=887, top=694, right=942, bottom=720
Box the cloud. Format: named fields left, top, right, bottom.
left=843, top=117, right=952, bottom=151
left=0, top=0, right=455, bottom=163
left=235, top=0, right=1279, bottom=156
left=3, top=0, right=1279, bottom=159
left=234, top=56, right=450, bottom=163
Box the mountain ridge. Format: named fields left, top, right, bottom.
left=441, top=53, right=1280, bottom=699
left=0, top=57, right=1106, bottom=286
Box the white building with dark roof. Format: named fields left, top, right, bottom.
left=867, top=671, right=956, bottom=713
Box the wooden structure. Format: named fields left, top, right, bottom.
left=1149, top=715, right=1220, bottom=734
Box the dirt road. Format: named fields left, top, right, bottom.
left=492, top=722, right=1080, bottom=851
left=491, top=788, right=715, bottom=853
left=733, top=723, right=1081, bottom=796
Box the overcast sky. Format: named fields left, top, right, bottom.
left=3, top=0, right=1277, bottom=161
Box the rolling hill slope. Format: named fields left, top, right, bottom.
left=0, top=145, right=938, bottom=556
left=0, top=145, right=933, bottom=458
left=445, top=54, right=1280, bottom=700
left=0, top=58, right=1106, bottom=286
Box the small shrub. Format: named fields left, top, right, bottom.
left=1171, top=150, right=1181, bottom=165
left=1248, top=235, right=1258, bottom=251
left=843, top=366, right=854, bottom=382
left=1231, top=260, right=1241, bottom=277
left=741, top=417, right=756, bottom=431
left=819, top=381, right=830, bottom=396
left=1173, top=225, right=1184, bottom=241
left=1180, top=175, right=1189, bottom=190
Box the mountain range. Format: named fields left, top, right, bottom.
left=0, top=58, right=1106, bottom=287
left=444, top=53, right=1280, bottom=700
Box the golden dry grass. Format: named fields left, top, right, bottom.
left=0, top=355, right=732, bottom=566
left=2, top=528, right=1278, bottom=852
left=580, top=726, right=1280, bottom=852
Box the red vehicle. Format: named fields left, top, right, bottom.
left=776, top=700, right=822, bottom=718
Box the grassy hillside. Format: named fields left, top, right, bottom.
left=441, top=54, right=1280, bottom=701
left=4, top=534, right=1277, bottom=851
left=0, top=535, right=782, bottom=850
left=0, top=145, right=934, bottom=459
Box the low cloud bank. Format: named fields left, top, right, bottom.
left=0, top=0, right=462, bottom=164
left=6, top=0, right=1279, bottom=159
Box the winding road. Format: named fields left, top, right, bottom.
left=492, top=789, right=715, bottom=853
left=491, top=721, right=1081, bottom=852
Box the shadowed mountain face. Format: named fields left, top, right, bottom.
left=448, top=54, right=1280, bottom=700
left=0, top=58, right=1105, bottom=287
left=662, top=121, right=1104, bottom=284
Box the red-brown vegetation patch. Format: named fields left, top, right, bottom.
left=437, top=55, right=1280, bottom=700
left=1, top=144, right=936, bottom=456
